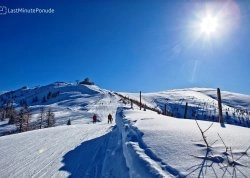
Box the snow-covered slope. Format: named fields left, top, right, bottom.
left=118, top=108, right=250, bottom=177
left=0, top=106, right=249, bottom=178
left=192, top=88, right=250, bottom=109
left=0, top=82, right=119, bottom=135
left=120, top=88, right=250, bottom=127
left=0, top=84, right=250, bottom=177
left=0, top=85, right=127, bottom=177
left=1, top=84, right=249, bottom=136
left=0, top=123, right=130, bottom=178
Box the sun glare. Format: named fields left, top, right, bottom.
left=200, top=15, right=218, bottom=36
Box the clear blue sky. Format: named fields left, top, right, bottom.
left=0, top=0, right=250, bottom=94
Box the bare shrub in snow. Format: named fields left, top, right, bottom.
left=46, top=108, right=55, bottom=128
left=39, top=107, right=46, bottom=129
left=189, top=120, right=250, bottom=177
left=16, top=104, right=31, bottom=132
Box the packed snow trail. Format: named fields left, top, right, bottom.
left=60, top=125, right=129, bottom=178
left=87, top=91, right=118, bottom=123
left=0, top=124, right=111, bottom=177
left=59, top=92, right=130, bottom=178
left=0, top=92, right=130, bottom=178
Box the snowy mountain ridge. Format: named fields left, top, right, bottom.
left=120, top=87, right=250, bottom=128
left=1, top=82, right=250, bottom=136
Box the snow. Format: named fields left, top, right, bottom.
left=192, top=88, right=250, bottom=109
left=0, top=85, right=128, bottom=178
left=120, top=88, right=250, bottom=127
left=120, top=108, right=250, bottom=177
left=0, top=83, right=119, bottom=135
left=0, top=84, right=250, bottom=177
left=0, top=124, right=125, bottom=177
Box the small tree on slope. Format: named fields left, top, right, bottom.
left=46, top=108, right=55, bottom=127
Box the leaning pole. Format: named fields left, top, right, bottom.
left=140, top=91, right=142, bottom=110
left=217, top=88, right=223, bottom=123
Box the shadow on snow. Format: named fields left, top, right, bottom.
left=59, top=126, right=129, bottom=178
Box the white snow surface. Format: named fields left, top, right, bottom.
left=120, top=88, right=250, bottom=111
left=120, top=109, right=250, bottom=177
left=120, top=88, right=250, bottom=127
left=0, top=84, right=250, bottom=177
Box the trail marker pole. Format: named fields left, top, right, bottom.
left=184, top=102, right=188, bottom=119
left=217, top=88, right=223, bottom=123
left=140, top=91, right=142, bottom=110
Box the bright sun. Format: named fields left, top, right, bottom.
left=200, top=15, right=219, bottom=36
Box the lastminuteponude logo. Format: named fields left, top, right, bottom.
left=0, top=6, right=55, bottom=15
left=0, top=6, right=7, bottom=15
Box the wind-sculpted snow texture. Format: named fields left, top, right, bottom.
left=119, top=108, right=250, bottom=177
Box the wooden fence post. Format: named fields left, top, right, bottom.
left=217, top=88, right=223, bottom=123
left=184, top=102, right=188, bottom=119
left=140, top=91, right=142, bottom=110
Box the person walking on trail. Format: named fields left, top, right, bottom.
left=93, top=114, right=97, bottom=124
left=108, top=113, right=113, bottom=124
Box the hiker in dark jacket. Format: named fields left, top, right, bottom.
left=93, top=114, right=97, bottom=123
left=108, top=113, right=113, bottom=124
